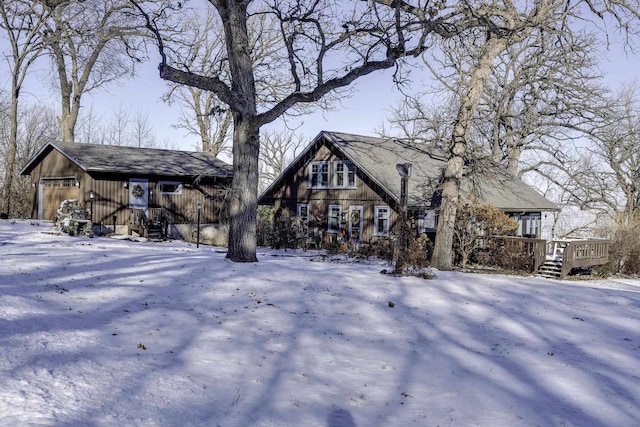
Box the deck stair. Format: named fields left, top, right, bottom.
left=129, top=208, right=168, bottom=240
left=536, top=258, right=563, bottom=279
left=146, top=223, right=165, bottom=240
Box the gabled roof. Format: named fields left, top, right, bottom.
left=21, top=141, right=233, bottom=178
left=260, top=131, right=559, bottom=212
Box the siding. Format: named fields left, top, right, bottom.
left=25, top=146, right=230, bottom=226
left=273, top=144, right=399, bottom=243
left=90, top=177, right=229, bottom=226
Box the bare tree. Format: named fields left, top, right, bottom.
left=164, top=7, right=232, bottom=155
left=258, top=128, right=305, bottom=192
left=14, top=103, right=59, bottom=217
left=585, top=85, right=640, bottom=223
left=482, top=31, right=605, bottom=176
left=132, top=0, right=479, bottom=262
left=572, top=84, right=640, bottom=273
left=129, top=111, right=156, bottom=148
left=382, top=93, right=456, bottom=145
left=0, top=0, right=50, bottom=216
left=41, top=0, right=143, bottom=142
left=430, top=0, right=640, bottom=270
left=75, top=103, right=104, bottom=143
left=105, top=104, right=130, bottom=146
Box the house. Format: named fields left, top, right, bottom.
left=258, top=131, right=559, bottom=244
left=20, top=141, right=232, bottom=238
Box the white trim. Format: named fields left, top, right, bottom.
left=333, top=160, right=357, bottom=189
left=348, top=205, right=363, bottom=240
left=374, top=205, right=390, bottom=236
left=418, top=209, right=436, bottom=233
left=38, top=176, right=78, bottom=220
left=297, top=203, right=309, bottom=237
left=327, top=204, right=342, bottom=233
left=158, top=180, right=183, bottom=195
left=308, top=161, right=330, bottom=189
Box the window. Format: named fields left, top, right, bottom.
left=334, top=161, right=356, bottom=188
left=525, top=215, right=540, bottom=237
left=297, top=203, right=309, bottom=237
left=417, top=209, right=436, bottom=233
left=309, top=161, right=330, bottom=188
left=328, top=205, right=342, bottom=233
left=515, top=213, right=540, bottom=237
left=158, top=181, right=182, bottom=195
left=374, top=206, right=390, bottom=236
left=42, top=178, right=77, bottom=188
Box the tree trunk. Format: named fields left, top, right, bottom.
left=432, top=37, right=508, bottom=270
left=226, top=117, right=260, bottom=262
left=506, top=143, right=522, bottom=175
left=1, top=75, right=20, bottom=216
left=221, top=1, right=259, bottom=262
left=59, top=91, right=80, bottom=143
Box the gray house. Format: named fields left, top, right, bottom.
left=259, top=131, right=558, bottom=243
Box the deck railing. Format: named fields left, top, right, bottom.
left=493, top=236, right=547, bottom=273
left=558, top=239, right=611, bottom=279
left=128, top=208, right=168, bottom=237
left=489, top=237, right=611, bottom=279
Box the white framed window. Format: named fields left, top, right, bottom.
left=309, top=161, right=330, bottom=188
left=515, top=213, right=540, bottom=237
left=526, top=215, right=540, bottom=237
left=374, top=206, right=390, bottom=236
left=418, top=209, right=436, bottom=233
left=327, top=204, right=342, bottom=233
left=297, top=203, right=309, bottom=237
left=333, top=161, right=356, bottom=188
left=158, top=181, right=182, bottom=195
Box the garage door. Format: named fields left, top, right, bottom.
left=42, top=178, right=78, bottom=220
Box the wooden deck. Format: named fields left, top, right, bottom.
left=555, top=239, right=611, bottom=279
left=492, top=237, right=611, bottom=279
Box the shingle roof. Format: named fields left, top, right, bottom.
left=21, top=141, right=233, bottom=178
left=261, top=131, right=558, bottom=212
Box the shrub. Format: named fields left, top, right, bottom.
left=453, top=200, right=518, bottom=268
left=604, top=214, right=640, bottom=275
left=256, top=206, right=274, bottom=247
left=403, top=233, right=432, bottom=269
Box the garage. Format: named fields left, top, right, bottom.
left=40, top=178, right=79, bottom=220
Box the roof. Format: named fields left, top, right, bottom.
left=260, top=131, right=559, bottom=212
left=21, top=141, right=233, bottom=178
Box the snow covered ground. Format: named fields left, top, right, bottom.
left=1, top=220, right=639, bottom=427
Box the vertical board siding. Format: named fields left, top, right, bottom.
left=25, top=147, right=231, bottom=226
left=92, top=179, right=230, bottom=226
left=272, top=144, right=399, bottom=243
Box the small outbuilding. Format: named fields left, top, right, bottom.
left=20, top=141, right=232, bottom=238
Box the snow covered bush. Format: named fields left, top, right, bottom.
left=55, top=199, right=93, bottom=237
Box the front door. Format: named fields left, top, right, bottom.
left=129, top=179, right=148, bottom=212
left=348, top=205, right=363, bottom=241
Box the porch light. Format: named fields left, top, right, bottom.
left=396, top=162, right=412, bottom=178
left=394, top=163, right=412, bottom=274
left=75, top=182, right=80, bottom=187
left=123, top=182, right=128, bottom=189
